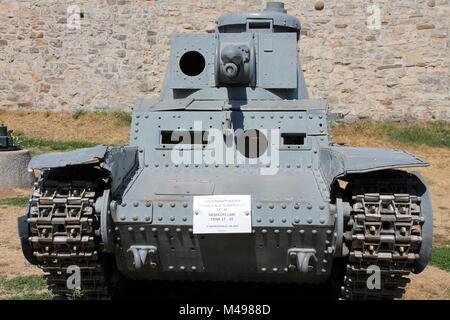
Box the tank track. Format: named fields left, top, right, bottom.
left=342, top=173, right=423, bottom=299
left=27, top=177, right=111, bottom=299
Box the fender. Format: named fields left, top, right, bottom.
left=28, top=145, right=138, bottom=194
left=319, top=146, right=429, bottom=186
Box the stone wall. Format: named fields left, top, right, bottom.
left=0, top=0, right=448, bottom=121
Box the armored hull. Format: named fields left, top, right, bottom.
left=19, top=2, right=432, bottom=299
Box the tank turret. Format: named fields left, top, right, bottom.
left=161, top=2, right=308, bottom=100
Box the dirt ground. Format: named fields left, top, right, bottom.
left=0, top=112, right=449, bottom=299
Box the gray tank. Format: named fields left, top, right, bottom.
left=19, top=2, right=432, bottom=300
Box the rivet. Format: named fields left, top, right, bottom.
left=256, top=204, right=262, bottom=209
left=286, top=164, right=290, bottom=168
left=164, top=228, right=170, bottom=232
left=269, top=204, right=274, bottom=209
left=281, top=218, right=286, bottom=223
left=320, top=218, right=325, bottom=224
left=120, top=216, right=126, bottom=221
left=286, top=229, right=292, bottom=234
left=273, top=267, right=278, bottom=272
left=262, top=229, right=267, bottom=234
left=157, top=216, right=163, bottom=221
left=151, top=228, right=157, bottom=232
left=176, top=228, right=181, bottom=233
left=127, top=227, right=133, bottom=231
left=269, top=218, right=274, bottom=223
left=145, top=216, right=150, bottom=221
left=274, top=229, right=279, bottom=234
left=294, top=204, right=299, bottom=209
left=155, top=164, right=159, bottom=167
left=114, top=226, right=119, bottom=231
left=168, top=266, right=174, bottom=270
left=261, top=267, right=267, bottom=272
left=180, top=266, right=185, bottom=270
left=182, top=217, right=187, bottom=222
left=183, top=202, right=188, bottom=208
left=145, top=201, right=152, bottom=207
left=132, top=216, right=138, bottom=221
left=281, top=204, right=286, bottom=209
left=170, top=216, right=175, bottom=221
left=188, top=228, right=193, bottom=233
left=158, top=203, right=163, bottom=207
left=121, top=202, right=127, bottom=207
left=321, top=269, right=327, bottom=273
left=326, top=230, right=332, bottom=235
left=191, top=266, right=197, bottom=271
left=307, top=218, right=313, bottom=224
left=139, top=227, right=145, bottom=232
left=256, top=218, right=262, bottom=223
left=307, top=204, right=313, bottom=209
left=299, top=229, right=305, bottom=234
left=320, top=205, right=325, bottom=210
left=312, top=229, right=317, bottom=235
left=323, top=259, right=328, bottom=264
left=294, top=218, right=300, bottom=223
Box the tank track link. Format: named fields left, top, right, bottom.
left=27, top=178, right=111, bottom=299
left=342, top=174, right=423, bottom=299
